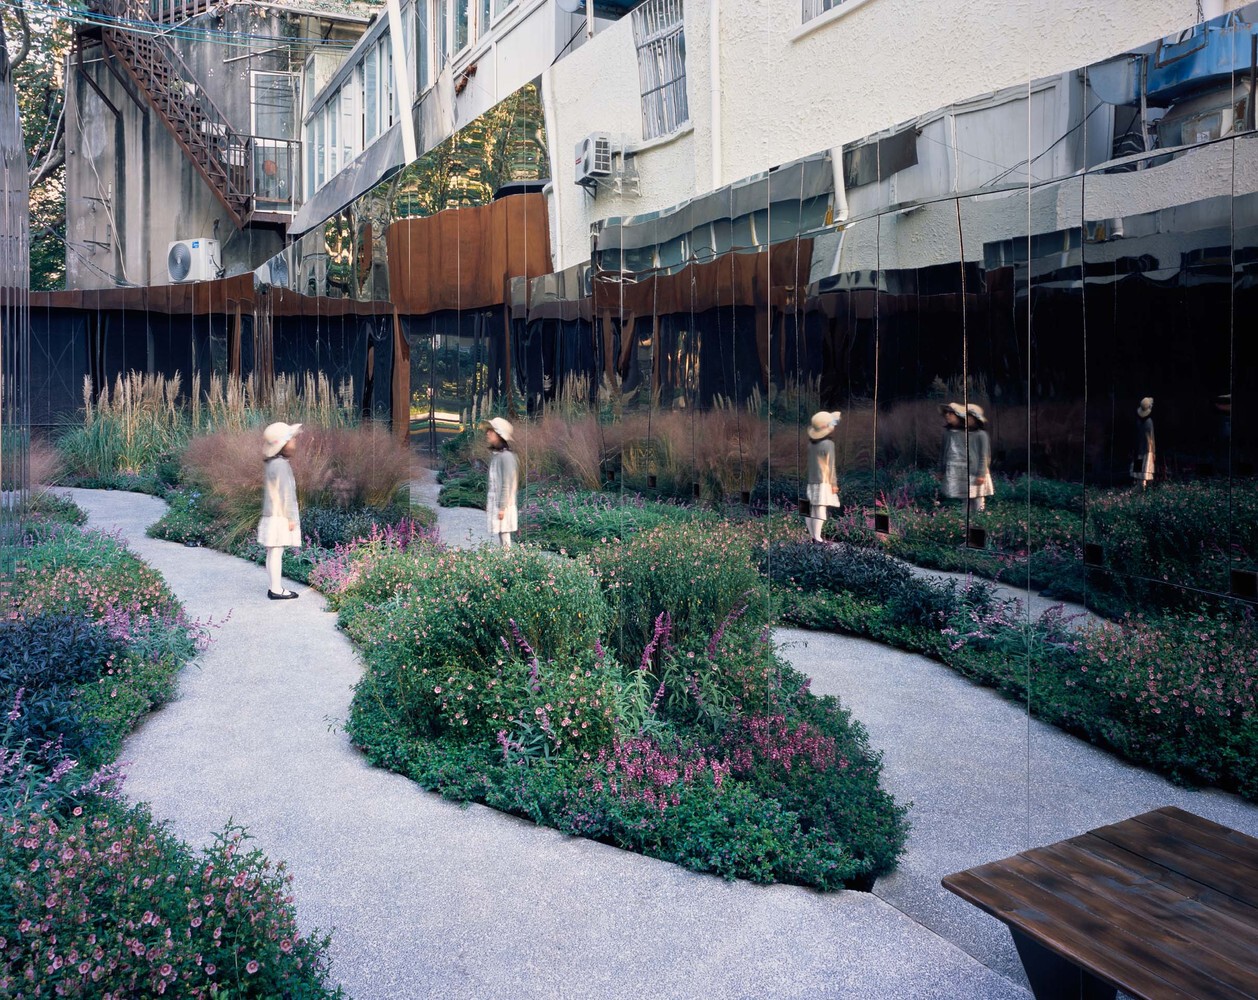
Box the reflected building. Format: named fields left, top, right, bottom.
left=31, top=0, right=1258, bottom=609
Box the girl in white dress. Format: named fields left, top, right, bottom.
left=486, top=417, right=520, bottom=549
left=258, top=421, right=302, bottom=599
left=805, top=411, right=842, bottom=543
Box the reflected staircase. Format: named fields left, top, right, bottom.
left=85, top=0, right=254, bottom=228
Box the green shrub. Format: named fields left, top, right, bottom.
left=437, top=472, right=487, bottom=509
left=346, top=545, right=613, bottom=749
left=148, top=488, right=217, bottom=545
left=589, top=521, right=766, bottom=659
left=759, top=540, right=911, bottom=602
left=520, top=487, right=707, bottom=554
left=0, top=801, right=343, bottom=1000
left=0, top=613, right=125, bottom=760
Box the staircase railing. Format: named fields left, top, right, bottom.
left=92, top=0, right=254, bottom=227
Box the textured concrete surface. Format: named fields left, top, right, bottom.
left=783, top=627, right=1258, bottom=986
left=410, top=468, right=490, bottom=550
left=65, top=488, right=1028, bottom=1000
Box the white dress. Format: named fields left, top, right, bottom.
left=487, top=449, right=520, bottom=533
left=257, top=457, right=302, bottom=547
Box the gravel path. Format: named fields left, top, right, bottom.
left=62, top=486, right=1258, bottom=998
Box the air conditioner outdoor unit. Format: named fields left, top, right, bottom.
left=167, top=238, right=220, bottom=283
left=575, top=133, right=613, bottom=187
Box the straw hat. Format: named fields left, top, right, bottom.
left=940, top=402, right=967, bottom=419
left=1137, top=397, right=1153, bottom=418
left=487, top=417, right=515, bottom=443
left=262, top=421, right=302, bottom=459
left=807, top=411, right=842, bottom=441
left=966, top=403, right=988, bottom=425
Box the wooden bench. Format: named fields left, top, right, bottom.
left=942, top=806, right=1258, bottom=1000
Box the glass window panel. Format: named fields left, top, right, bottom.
left=364, top=46, right=378, bottom=141
left=454, top=0, right=470, bottom=54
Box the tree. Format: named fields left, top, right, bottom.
left=2, top=0, right=72, bottom=290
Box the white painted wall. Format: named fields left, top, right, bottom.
left=543, top=0, right=1247, bottom=272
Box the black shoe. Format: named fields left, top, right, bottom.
left=267, top=589, right=299, bottom=600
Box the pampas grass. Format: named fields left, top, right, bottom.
left=59, top=370, right=361, bottom=481
left=182, top=425, right=413, bottom=548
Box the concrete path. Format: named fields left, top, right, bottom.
left=66, top=488, right=1025, bottom=1000
left=63, top=486, right=1258, bottom=998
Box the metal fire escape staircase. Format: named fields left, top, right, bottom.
left=87, top=0, right=254, bottom=228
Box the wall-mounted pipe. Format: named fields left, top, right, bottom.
left=709, top=0, right=721, bottom=190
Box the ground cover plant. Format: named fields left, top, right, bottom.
left=766, top=536, right=1258, bottom=800
left=0, top=501, right=344, bottom=999
left=332, top=525, right=909, bottom=890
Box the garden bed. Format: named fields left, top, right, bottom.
left=0, top=497, right=344, bottom=999
left=326, top=522, right=909, bottom=890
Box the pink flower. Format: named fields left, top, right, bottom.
left=246, top=960, right=259, bottom=974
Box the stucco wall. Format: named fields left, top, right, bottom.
left=543, top=0, right=1245, bottom=271
left=66, top=8, right=310, bottom=288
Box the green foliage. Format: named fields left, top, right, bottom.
left=18, top=491, right=85, bottom=527
left=0, top=612, right=125, bottom=760
left=759, top=540, right=911, bottom=602
left=387, top=82, right=547, bottom=218
left=520, top=486, right=713, bottom=555
left=437, top=471, right=487, bottom=509
left=0, top=801, right=344, bottom=999
left=337, top=521, right=910, bottom=889
left=345, top=545, right=613, bottom=751
left=589, top=521, right=767, bottom=659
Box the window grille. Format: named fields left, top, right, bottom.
left=632, top=0, right=689, bottom=140
left=801, top=0, right=844, bottom=22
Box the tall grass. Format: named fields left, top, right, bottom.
left=58, top=370, right=361, bottom=482
left=182, top=425, right=413, bottom=547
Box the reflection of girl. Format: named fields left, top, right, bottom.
left=939, top=403, right=968, bottom=500
left=258, top=421, right=303, bottom=600
left=805, top=411, right=842, bottom=543
left=486, top=417, right=520, bottom=548
left=1131, top=397, right=1155, bottom=490
left=967, top=404, right=993, bottom=512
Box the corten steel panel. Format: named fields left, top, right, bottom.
left=590, top=241, right=814, bottom=316
left=385, top=194, right=552, bottom=314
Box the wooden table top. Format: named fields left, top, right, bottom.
left=943, top=806, right=1258, bottom=1000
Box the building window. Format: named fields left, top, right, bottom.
left=802, top=0, right=844, bottom=22
left=416, top=1, right=430, bottom=92
left=632, top=0, right=688, bottom=140
left=364, top=45, right=379, bottom=141
left=251, top=72, right=299, bottom=208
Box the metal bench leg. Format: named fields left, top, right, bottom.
left=1010, top=930, right=1117, bottom=1000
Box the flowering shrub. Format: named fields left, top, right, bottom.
left=307, top=518, right=442, bottom=602
left=339, top=520, right=910, bottom=888
left=589, top=521, right=767, bottom=659
left=0, top=803, right=342, bottom=999
left=346, top=545, right=614, bottom=751
left=1072, top=610, right=1258, bottom=794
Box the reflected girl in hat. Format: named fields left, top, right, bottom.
left=939, top=402, right=968, bottom=501
left=966, top=404, right=993, bottom=512
left=486, top=417, right=519, bottom=549
left=258, top=421, right=303, bottom=599
left=805, top=411, right=842, bottom=543
left=1131, top=397, right=1155, bottom=490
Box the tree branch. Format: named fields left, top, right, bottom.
left=29, top=98, right=65, bottom=187
left=9, top=0, right=31, bottom=71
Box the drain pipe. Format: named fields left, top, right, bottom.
left=540, top=75, right=564, bottom=270
left=830, top=143, right=849, bottom=274
left=709, top=0, right=722, bottom=190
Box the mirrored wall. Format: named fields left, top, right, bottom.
left=24, top=3, right=1258, bottom=985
